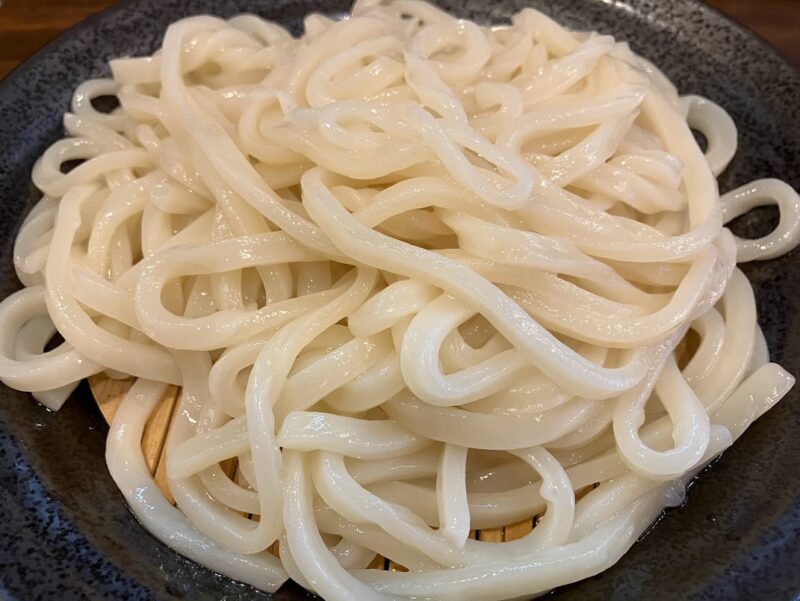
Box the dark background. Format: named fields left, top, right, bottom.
left=0, top=0, right=799, bottom=79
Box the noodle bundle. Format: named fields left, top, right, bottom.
left=2, top=1, right=799, bottom=598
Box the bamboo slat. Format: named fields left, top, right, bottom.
left=90, top=374, right=543, bottom=573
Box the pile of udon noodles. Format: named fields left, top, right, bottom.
left=2, top=0, right=799, bottom=599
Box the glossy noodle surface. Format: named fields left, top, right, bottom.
left=1, top=1, right=799, bottom=599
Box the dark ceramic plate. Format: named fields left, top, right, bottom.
left=1, top=0, right=799, bottom=599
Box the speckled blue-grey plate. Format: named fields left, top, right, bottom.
left=0, top=0, right=798, bottom=599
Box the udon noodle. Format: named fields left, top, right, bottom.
left=2, top=0, right=799, bottom=598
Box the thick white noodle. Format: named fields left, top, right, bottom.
left=1, top=1, right=798, bottom=599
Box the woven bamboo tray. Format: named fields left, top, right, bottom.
left=90, top=374, right=536, bottom=571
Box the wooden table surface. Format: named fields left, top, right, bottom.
left=0, top=0, right=798, bottom=79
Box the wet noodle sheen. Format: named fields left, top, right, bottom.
left=2, top=1, right=799, bottom=599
